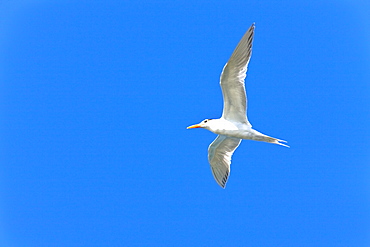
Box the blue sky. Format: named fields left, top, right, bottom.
left=0, top=1, right=369, bottom=246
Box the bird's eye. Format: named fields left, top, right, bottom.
left=204, top=119, right=208, bottom=123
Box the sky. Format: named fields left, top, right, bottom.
left=0, top=1, right=369, bottom=246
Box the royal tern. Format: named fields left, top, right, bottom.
left=187, top=23, right=289, bottom=188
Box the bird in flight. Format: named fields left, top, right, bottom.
left=187, top=23, right=289, bottom=188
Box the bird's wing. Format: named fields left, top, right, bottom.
left=208, top=135, right=241, bottom=188
left=220, top=23, right=255, bottom=126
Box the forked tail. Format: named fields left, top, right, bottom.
left=236, top=129, right=289, bottom=147
left=261, top=135, right=289, bottom=147
left=268, top=137, right=289, bottom=148
left=252, top=133, right=289, bottom=147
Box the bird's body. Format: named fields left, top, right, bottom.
left=200, top=118, right=287, bottom=144
left=187, top=23, right=288, bottom=188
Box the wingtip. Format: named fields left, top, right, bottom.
left=218, top=183, right=226, bottom=189
left=215, top=178, right=227, bottom=189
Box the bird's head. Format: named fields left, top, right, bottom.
left=187, top=119, right=213, bottom=130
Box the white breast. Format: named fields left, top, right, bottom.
left=206, top=119, right=238, bottom=134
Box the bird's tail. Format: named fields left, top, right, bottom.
left=252, top=132, right=289, bottom=148
left=268, top=137, right=289, bottom=148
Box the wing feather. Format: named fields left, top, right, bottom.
left=208, top=135, right=241, bottom=188
left=220, top=23, right=255, bottom=125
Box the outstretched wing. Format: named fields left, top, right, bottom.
left=220, top=23, right=254, bottom=126
left=208, top=135, right=241, bottom=188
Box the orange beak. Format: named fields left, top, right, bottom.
left=186, top=124, right=202, bottom=129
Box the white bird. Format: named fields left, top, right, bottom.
left=187, top=23, right=289, bottom=188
